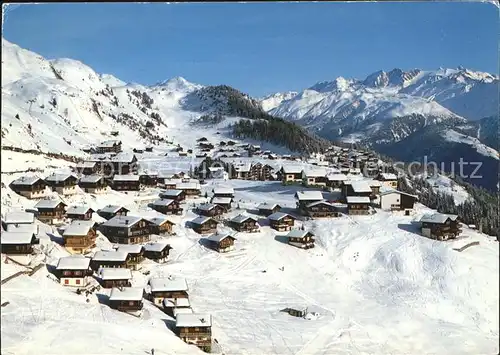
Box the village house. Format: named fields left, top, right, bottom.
left=2, top=212, right=38, bottom=234
left=342, top=181, right=374, bottom=200
left=116, top=244, right=145, bottom=270
left=210, top=197, right=232, bottom=211
left=268, top=212, right=296, bottom=232
left=233, top=163, right=251, bottom=180
left=165, top=298, right=193, bottom=318
left=176, top=182, right=201, bottom=198
left=229, top=215, right=259, bottom=233
left=146, top=216, right=175, bottom=235
left=205, top=233, right=236, bottom=253
left=34, top=199, right=67, bottom=225
left=90, top=250, right=130, bottom=271
left=295, top=191, right=324, bottom=212
left=280, top=166, right=303, bottom=184
left=62, top=220, right=97, bottom=254
left=109, top=287, right=144, bottom=313
left=143, top=242, right=173, bottom=263
left=346, top=196, right=371, bottom=215
left=302, top=169, right=328, bottom=187
left=377, top=173, right=399, bottom=189
left=151, top=199, right=183, bottom=215
left=159, top=189, right=186, bottom=202
left=138, top=171, right=158, bottom=187
left=190, top=216, right=218, bottom=235
left=78, top=175, right=108, bottom=194
left=161, top=178, right=183, bottom=189
left=96, top=139, right=122, bottom=154
left=112, top=174, right=140, bottom=191
left=257, top=203, right=281, bottom=216
left=9, top=176, right=48, bottom=199
left=97, top=267, right=133, bottom=288
left=379, top=190, right=418, bottom=214
left=176, top=313, right=213, bottom=353
left=75, top=161, right=99, bottom=176
left=286, top=229, right=315, bottom=249
left=44, top=173, right=79, bottom=196
left=56, top=255, right=92, bottom=287
left=196, top=203, right=226, bottom=219
left=212, top=187, right=234, bottom=199
left=149, top=277, right=189, bottom=306
left=0, top=231, right=38, bottom=255
left=66, top=206, right=95, bottom=221
left=111, top=153, right=139, bottom=175
left=97, top=205, right=129, bottom=220
left=100, top=216, right=152, bottom=244
left=326, top=173, right=348, bottom=189
left=303, top=200, right=340, bottom=218
left=419, top=213, right=462, bottom=241
left=368, top=180, right=382, bottom=195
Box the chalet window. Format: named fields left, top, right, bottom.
left=129, top=301, right=134, bottom=306
left=76, top=279, right=81, bottom=285
left=64, top=279, right=69, bottom=285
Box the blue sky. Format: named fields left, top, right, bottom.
left=3, top=2, right=498, bottom=97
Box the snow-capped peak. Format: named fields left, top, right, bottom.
left=154, top=76, right=201, bottom=92
left=100, top=73, right=127, bottom=87
left=260, top=91, right=298, bottom=111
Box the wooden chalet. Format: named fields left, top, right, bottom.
left=212, top=187, right=234, bottom=199
left=146, top=216, right=175, bottom=235
left=90, top=250, right=130, bottom=271
left=304, top=200, right=340, bottom=218
left=165, top=298, right=193, bottom=318
left=326, top=173, right=348, bottom=189
left=34, top=199, right=67, bottom=225
left=196, top=203, right=226, bottom=219
left=248, top=162, right=274, bottom=181
left=139, top=171, right=158, bottom=187
left=78, top=175, right=108, bottom=194
left=190, top=216, right=218, bottom=235
left=377, top=173, right=398, bottom=189
left=66, top=205, right=94, bottom=221
left=159, top=189, right=186, bottom=202
left=233, top=163, right=251, bottom=180
left=75, top=161, right=99, bottom=176
left=257, top=203, right=281, bottom=216
left=368, top=180, right=382, bottom=195
left=346, top=196, right=371, bottom=215
left=143, top=242, right=173, bottom=263
left=229, top=215, right=259, bottom=233
left=176, top=314, right=212, bottom=353
left=111, top=152, right=138, bottom=175
left=176, top=182, right=201, bottom=198
left=149, top=277, right=189, bottom=306
left=112, top=175, right=140, bottom=191
left=97, top=205, right=129, bottom=220
left=210, top=197, right=232, bottom=211
left=342, top=181, right=374, bottom=200
left=97, top=267, right=133, bottom=288
left=268, top=212, right=296, bottom=232
left=9, top=176, right=48, bottom=199
left=295, top=191, right=324, bottom=212
left=380, top=190, right=418, bottom=214
left=96, top=140, right=122, bottom=154
left=151, top=199, right=183, bottom=215
left=302, top=169, right=328, bottom=187
left=116, top=244, right=145, bottom=270
left=419, top=213, right=462, bottom=241
left=0, top=232, right=38, bottom=255
left=44, top=173, right=78, bottom=196
left=161, top=178, right=182, bottom=189
left=2, top=212, right=38, bottom=234
left=62, top=220, right=97, bottom=254
left=280, top=166, right=303, bottom=184
left=205, top=233, right=236, bottom=253
left=100, top=216, right=152, bottom=244
left=286, top=229, right=315, bottom=249
left=109, top=287, right=144, bottom=312
left=56, top=255, right=92, bottom=287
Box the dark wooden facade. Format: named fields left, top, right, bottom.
left=304, top=202, right=339, bottom=218
left=36, top=201, right=67, bottom=225
left=151, top=199, right=183, bottom=215
left=192, top=218, right=218, bottom=235
left=112, top=178, right=140, bottom=191
left=230, top=217, right=259, bottom=233
left=97, top=206, right=129, bottom=220
left=258, top=204, right=281, bottom=216
left=143, top=244, right=173, bottom=263
left=269, top=214, right=295, bottom=232
left=66, top=208, right=94, bottom=221
left=1, top=233, right=38, bottom=254
left=196, top=204, right=226, bottom=219
left=99, top=218, right=152, bottom=244
left=10, top=177, right=48, bottom=199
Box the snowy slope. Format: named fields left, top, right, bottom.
left=443, top=129, right=499, bottom=160
left=260, top=91, right=298, bottom=111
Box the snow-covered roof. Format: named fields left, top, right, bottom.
left=6, top=223, right=38, bottom=234
left=66, top=205, right=94, bottom=215
left=102, top=215, right=143, bottom=228
left=63, top=220, right=95, bottom=236
left=92, top=250, right=128, bottom=262
left=34, top=199, right=66, bottom=209
left=159, top=189, right=184, bottom=198
left=3, top=212, right=35, bottom=224
left=11, top=176, right=45, bottom=186
left=206, top=232, right=236, bottom=243
left=109, top=287, right=143, bottom=301
left=175, top=298, right=191, bottom=308
left=346, top=196, right=371, bottom=204
left=143, top=242, right=170, bottom=252
left=79, top=175, right=104, bottom=184
left=257, top=202, right=280, bottom=210
left=1, top=232, right=34, bottom=244
left=286, top=229, right=311, bottom=239
left=230, top=214, right=256, bottom=224
left=379, top=173, right=398, bottom=180
left=282, top=165, right=303, bottom=174
left=176, top=314, right=212, bottom=328
left=161, top=178, right=183, bottom=184
left=191, top=216, right=216, bottom=225
left=197, top=203, right=217, bottom=212
left=350, top=181, right=373, bottom=193
left=116, top=244, right=143, bottom=254
left=211, top=197, right=232, bottom=205
left=44, top=173, right=77, bottom=183
left=113, top=174, right=140, bottom=182
left=380, top=190, right=418, bottom=198
left=174, top=307, right=194, bottom=316
left=295, top=191, right=324, bottom=201
left=98, top=267, right=132, bottom=280
left=419, top=213, right=458, bottom=224
left=304, top=169, right=327, bottom=177
left=235, top=164, right=251, bottom=173
left=111, top=152, right=136, bottom=163
left=268, top=212, right=293, bottom=221
left=326, top=173, right=347, bottom=181
left=146, top=216, right=174, bottom=226
left=368, top=180, right=382, bottom=187
left=56, top=255, right=91, bottom=270
left=306, top=200, right=336, bottom=208
left=176, top=182, right=200, bottom=190
left=76, top=161, right=97, bottom=168
left=212, top=187, right=234, bottom=195
left=149, top=277, right=188, bottom=292
left=152, top=199, right=175, bottom=207
left=98, top=205, right=128, bottom=214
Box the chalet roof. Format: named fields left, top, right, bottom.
left=326, top=173, right=348, bottom=181
left=191, top=216, right=217, bottom=226
left=63, top=220, right=96, bottom=236
left=197, top=203, right=218, bottom=212
left=295, top=191, right=324, bottom=201
left=146, top=216, right=175, bottom=226
left=306, top=200, right=336, bottom=208
left=3, top=212, right=35, bottom=224
left=268, top=212, right=294, bottom=221
left=206, top=232, right=236, bottom=243
left=10, top=176, right=45, bottom=186
left=92, top=250, right=128, bottom=262
left=102, top=215, right=143, bottom=228
left=161, top=178, right=183, bottom=184
left=368, top=180, right=382, bottom=187
left=116, top=244, right=143, bottom=254
left=419, top=213, right=458, bottom=224
left=6, top=223, right=38, bottom=234
left=176, top=182, right=201, bottom=190
left=1, top=232, right=34, bottom=244
left=350, top=181, right=373, bottom=193
left=149, top=277, right=188, bottom=293
left=174, top=298, right=191, bottom=308
left=379, top=173, right=398, bottom=180
left=34, top=199, right=66, bottom=209
left=88, top=153, right=113, bottom=162
left=152, top=199, right=176, bottom=207
left=109, top=287, right=143, bottom=301
left=257, top=202, right=280, bottom=210
left=282, top=165, right=303, bottom=174
left=66, top=205, right=94, bottom=215
left=234, top=163, right=251, bottom=172
left=113, top=174, right=140, bottom=182
left=159, top=189, right=184, bottom=198
left=230, top=214, right=257, bottom=224
left=79, top=175, right=104, bottom=184
left=98, top=267, right=132, bottom=280
left=174, top=308, right=194, bottom=317
left=304, top=168, right=328, bottom=177
left=349, top=168, right=361, bottom=174
left=346, top=196, right=371, bottom=204
left=212, top=187, right=234, bottom=195
left=56, top=255, right=91, bottom=270
left=380, top=190, right=418, bottom=199
left=176, top=313, right=212, bottom=328
left=76, top=161, right=97, bottom=168
left=111, top=152, right=136, bottom=163
left=143, top=242, right=171, bottom=252
left=45, top=173, right=77, bottom=183
left=211, top=197, right=232, bottom=205
left=98, top=205, right=128, bottom=214
left=286, top=229, right=312, bottom=239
